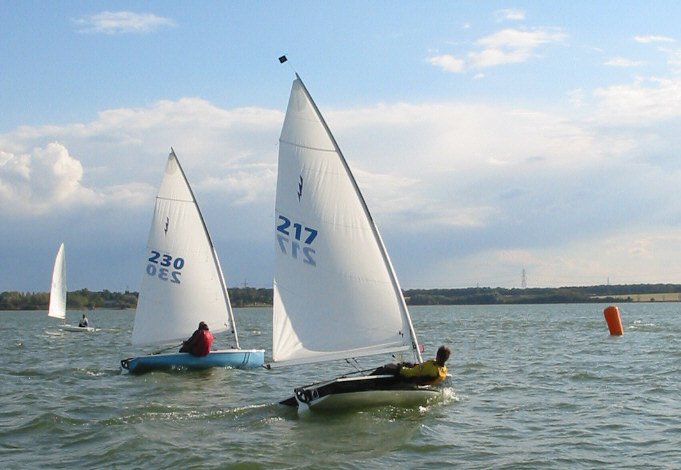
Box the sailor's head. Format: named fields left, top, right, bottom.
left=199, top=321, right=209, bottom=331
left=436, top=345, right=451, bottom=366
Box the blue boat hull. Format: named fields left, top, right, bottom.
left=121, top=349, right=265, bottom=374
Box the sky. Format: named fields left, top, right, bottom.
left=3, top=1, right=681, bottom=292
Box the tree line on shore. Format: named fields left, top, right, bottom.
left=0, top=287, right=273, bottom=311
left=404, top=284, right=681, bottom=305
left=2, top=284, right=681, bottom=310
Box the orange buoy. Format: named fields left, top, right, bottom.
left=603, top=305, right=623, bottom=335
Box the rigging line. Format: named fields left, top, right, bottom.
left=344, top=359, right=378, bottom=376
left=340, top=367, right=378, bottom=378
left=152, top=343, right=183, bottom=355
left=344, top=358, right=361, bottom=372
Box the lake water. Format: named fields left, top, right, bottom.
left=1, top=304, right=680, bottom=468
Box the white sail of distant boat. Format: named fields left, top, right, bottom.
left=47, top=243, right=94, bottom=332
left=272, top=74, right=441, bottom=410
left=120, top=149, right=264, bottom=373
left=48, top=243, right=67, bottom=321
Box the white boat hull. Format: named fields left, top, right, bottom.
left=280, top=374, right=443, bottom=411
left=60, top=324, right=95, bottom=333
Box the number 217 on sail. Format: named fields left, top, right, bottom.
left=276, top=215, right=317, bottom=266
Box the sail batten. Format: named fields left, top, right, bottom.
left=272, top=77, right=421, bottom=367
left=132, top=150, right=236, bottom=347
left=279, top=140, right=340, bottom=153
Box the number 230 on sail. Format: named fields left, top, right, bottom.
left=146, top=250, right=185, bottom=284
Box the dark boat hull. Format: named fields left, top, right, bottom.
left=280, top=374, right=442, bottom=411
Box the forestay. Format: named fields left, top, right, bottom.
left=132, top=150, right=237, bottom=347
left=272, top=76, right=421, bottom=367
left=48, top=242, right=66, bottom=320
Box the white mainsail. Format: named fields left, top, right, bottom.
left=132, top=150, right=239, bottom=347
left=272, top=76, right=422, bottom=367
left=48, top=242, right=66, bottom=320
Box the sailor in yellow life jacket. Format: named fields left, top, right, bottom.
left=371, top=345, right=450, bottom=385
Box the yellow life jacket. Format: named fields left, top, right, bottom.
left=398, top=359, right=447, bottom=385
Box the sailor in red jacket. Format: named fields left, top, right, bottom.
left=179, top=321, right=214, bottom=356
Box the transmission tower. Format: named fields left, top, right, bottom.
left=521, top=268, right=527, bottom=289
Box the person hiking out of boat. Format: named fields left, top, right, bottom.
left=78, top=314, right=89, bottom=327
left=179, top=321, right=213, bottom=356
left=371, top=345, right=450, bottom=385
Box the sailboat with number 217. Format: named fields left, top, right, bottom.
left=269, top=73, right=448, bottom=410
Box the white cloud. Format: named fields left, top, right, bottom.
left=199, top=163, right=277, bottom=206
left=316, top=99, right=640, bottom=249
left=592, top=76, right=681, bottom=124
left=74, top=11, right=175, bottom=34
left=529, top=231, right=681, bottom=286
left=330, top=102, right=609, bottom=175
left=0, top=95, right=607, bottom=238
left=605, top=57, right=643, bottom=67
left=667, top=49, right=681, bottom=71
left=429, top=27, right=567, bottom=72
left=4, top=79, right=681, bottom=289
left=0, top=89, right=665, bottom=231
left=0, top=99, right=283, bottom=217
left=470, top=29, right=567, bottom=67
left=0, top=143, right=100, bottom=214
left=634, top=35, right=675, bottom=44
left=494, top=9, right=526, bottom=22
left=427, top=54, right=465, bottom=72
left=412, top=228, right=681, bottom=289
left=568, top=88, right=585, bottom=108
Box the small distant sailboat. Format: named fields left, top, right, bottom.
left=120, top=149, right=265, bottom=373
left=270, top=74, right=444, bottom=410
left=48, top=243, right=94, bottom=333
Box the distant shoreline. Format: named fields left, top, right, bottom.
left=2, top=284, right=681, bottom=310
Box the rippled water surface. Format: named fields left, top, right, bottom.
left=1, top=304, right=680, bottom=468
